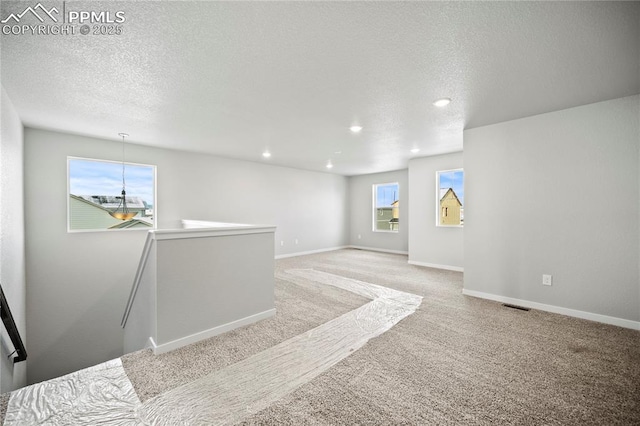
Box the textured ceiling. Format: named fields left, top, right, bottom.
left=1, top=1, right=639, bottom=175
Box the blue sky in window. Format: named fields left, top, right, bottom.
left=439, top=170, right=464, bottom=206
left=69, top=159, right=155, bottom=206
left=376, top=183, right=399, bottom=207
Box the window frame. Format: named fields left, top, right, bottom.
left=67, top=156, right=158, bottom=233
left=436, top=168, right=464, bottom=228
left=372, top=182, right=400, bottom=233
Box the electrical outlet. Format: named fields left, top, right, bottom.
left=358, top=234, right=361, bottom=239
left=542, top=274, right=553, bottom=286
left=295, top=239, right=298, bottom=245
left=280, top=241, right=284, bottom=247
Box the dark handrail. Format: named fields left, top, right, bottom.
left=0, top=284, right=27, bottom=363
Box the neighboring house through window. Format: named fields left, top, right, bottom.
left=373, top=182, right=399, bottom=232
left=68, top=157, right=156, bottom=232
left=437, top=169, right=464, bottom=226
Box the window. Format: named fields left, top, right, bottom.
left=437, top=169, right=463, bottom=227
left=373, top=182, right=399, bottom=232
left=68, top=157, right=156, bottom=232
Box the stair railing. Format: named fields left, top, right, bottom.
left=121, top=231, right=154, bottom=328
left=0, top=284, right=27, bottom=363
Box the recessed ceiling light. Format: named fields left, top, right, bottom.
left=334, top=150, right=342, bottom=155
left=410, top=148, right=420, bottom=153
left=326, top=161, right=333, bottom=169
left=262, top=151, right=271, bottom=158
left=349, top=125, right=363, bottom=133
left=433, top=98, right=451, bottom=107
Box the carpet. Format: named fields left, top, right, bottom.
left=241, top=249, right=640, bottom=425
left=3, top=249, right=639, bottom=425
left=135, top=270, right=421, bottom=424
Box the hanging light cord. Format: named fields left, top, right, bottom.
left=109, top=133, right=135, bottom=221
left=118, top=133, right=129, bottom=198
left=121, top=134, right=127, bottom=195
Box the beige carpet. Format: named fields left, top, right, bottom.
left=121, top=262, right=371, bottom=402
left=125, top=249, right=639, bottom=424
left=3, top=249, right=639, bottom=424
left=239, top=249, right=640, bottom=425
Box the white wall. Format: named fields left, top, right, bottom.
left=464, top=95, right=640, bottom=325
left=155, top=231, right=274, bottom=349
left=0, top=86, right=27, bottom=391
left=24, top=128, right=349, bottom=384
left=408, top=152, right=464, bottom=271
left=349, top=170, right=408, bottom=253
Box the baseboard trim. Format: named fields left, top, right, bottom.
left=408, top=260, right=463, bottom=272
left=275, top=245, right=409, bottom=259
left=151, top=308, right=277, bottom=355
left=348, top=245, right=409, bottom=255
left=275, top=246, right=349, bottom=260
left=462, top=289, right=640, bottom=331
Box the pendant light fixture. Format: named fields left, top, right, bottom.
left=109, top=133, right=138, bottom=221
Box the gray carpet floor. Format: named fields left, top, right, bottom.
left=239, top=250, right=640, bottom=425
left=3, top=249, right=639, bottom=424
left=121, top=263, right=370, bottom=402
left=125, top=249, right=640, bottom=425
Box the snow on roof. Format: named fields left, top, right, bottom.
left=75, top=195, right=147, bottom=209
